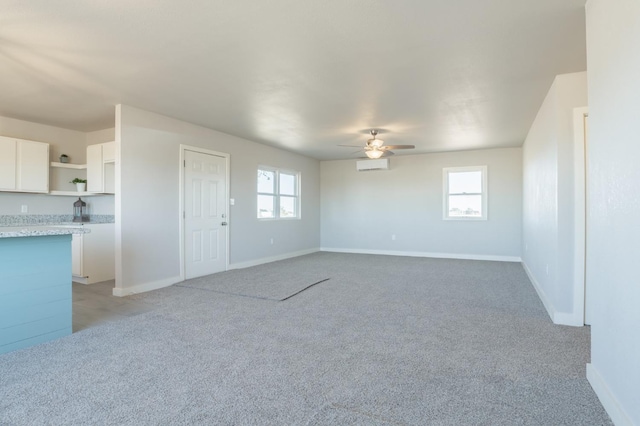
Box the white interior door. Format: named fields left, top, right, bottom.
left=184, top=150, right=228, bottom=279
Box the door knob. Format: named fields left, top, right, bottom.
left=221, top=222, right=228, bottom=226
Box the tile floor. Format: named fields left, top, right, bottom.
left=72, top=280, right=152, bottom=332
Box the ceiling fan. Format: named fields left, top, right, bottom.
left=340, top=130, right=415, bottom=159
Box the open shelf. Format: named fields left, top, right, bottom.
left=51, top=162, right=87, bottom=170
left=49, top=190, right=99, bottom=196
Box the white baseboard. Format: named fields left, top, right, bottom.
left=522, top=261, right=556, bottom=322
left=72, top=276, right=115, bottom=285
left=112, top=275, right=182, bottom=297
left=228, top=248, right=320, bottom=270
left=112, top=249, right=320, bottom=296
left=521, top=261, right=584, bottom=327
left=320, top=247, right=521, bottom=263
left=72, top=276, right=89, bottom=285
left=553, top=312, right=583, bottom=327
left=587, top=363, right=632, bottom=426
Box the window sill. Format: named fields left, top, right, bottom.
left=257, top=217, right=301, bottom=221
left=443, top=216, right=487, bottom=221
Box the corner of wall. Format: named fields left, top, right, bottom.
left=521, top=260, right=583, bottom=326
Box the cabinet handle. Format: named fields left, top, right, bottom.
left=221, top=222, right=228, bottom=226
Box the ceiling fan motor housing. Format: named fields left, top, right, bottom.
left=368, top=130, right=384, bottom=148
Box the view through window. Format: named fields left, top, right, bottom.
left=257, top=168, right=300, bottom=219
left=443, top=166, right=487, bottom=219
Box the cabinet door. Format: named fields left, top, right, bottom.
left=0, top=136, right=17, bottom=190
left=102, top=142, right=115, bottom=162
left=71, top=233, right=83, bottom=277
left=86, top=144, right=103, bottom=193
left=104, top=162, right=115, bottom=194
left=17, top=140, right=49, bottom=192
left=82, top=224, right=115, bottom=283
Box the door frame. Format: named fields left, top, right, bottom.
left=178, top=144, right=230, bottom=281
left=573, top=107, right=589, bottom=325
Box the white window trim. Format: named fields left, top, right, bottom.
left=257, top=166, right=301, bottom=220
left=442, top=165, right=488, bottom=221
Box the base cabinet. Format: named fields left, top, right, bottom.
left=0, top=235, right=72, bottom=355
left=72, top=223, right=115, bottom=284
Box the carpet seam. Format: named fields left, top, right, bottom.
left=278, top=278, right=330, bottom=301
left=175, top=278, right=330, bottom=301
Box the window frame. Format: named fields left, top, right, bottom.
left=257, top=166, right=301, bottom=220
left=442, top=165, right=488, bottom=221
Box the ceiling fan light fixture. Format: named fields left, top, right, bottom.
left=368, top=138, right=384, bottom=148
left=366, top=148, right=384, bottom=159
left=368, top=130, right=384, bottom=148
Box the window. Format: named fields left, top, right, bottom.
left=257, top=167, right=300, bottom=219
left=443, top=166, right=487, bottom=220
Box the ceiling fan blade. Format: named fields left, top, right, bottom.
left=338, top=144, right=365, bottom=148
left=383, top=145, right=415, bottom=150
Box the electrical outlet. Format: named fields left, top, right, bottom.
left=21, top=205, right=28, bottom=213
left=230, top=198, right=235, bottom=205
left=270, top=238, right=274, bottom=245
left=391, top=234, right=396, bottom=241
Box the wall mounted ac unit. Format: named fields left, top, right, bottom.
left=356, top=158, right=390, bottom=171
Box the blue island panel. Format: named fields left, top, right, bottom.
left=0, top=234, right=72, bottom=355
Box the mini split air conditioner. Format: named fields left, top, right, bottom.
left=356, top=158, right=390, bottom=171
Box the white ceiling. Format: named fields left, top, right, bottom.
left=1, top=1, right=586, bottom=160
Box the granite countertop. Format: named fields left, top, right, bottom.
left=0, top=214, right=115, bottom=227
left=0, top=226, right=90, bottom=239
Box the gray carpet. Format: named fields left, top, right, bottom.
left=0, top=252, right=611, bottom=425
left=176, top=257, right=330, bottom=300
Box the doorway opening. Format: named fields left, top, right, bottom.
left=573, top=107, right=589, bottom=325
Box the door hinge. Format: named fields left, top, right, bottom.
left=184, top=160, right=186, bottom=167
left=183, top=211, right=185, bottom=219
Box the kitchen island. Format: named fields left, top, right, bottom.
left=0, top=226, right=89, bottom=355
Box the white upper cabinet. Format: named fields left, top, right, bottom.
left=86, top=144, right=103, bottom=193
left=18, top=141, right=50, bottom=191
left=0, top=137, right=17, bottom=190
left=102, top=142, right=115, bottom=163
left=0, top=136, right=49, bottom=193
left=87, top=142, right=115, bottom=193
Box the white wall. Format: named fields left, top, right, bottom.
left=0, top=115, right=114, bottom=215
left=115, top=105, right=320, bottom=294
left=521, top=72, right=587, bottom=326
left=0, top=115, right=87, bottom=163
left=585, top=1, right=640, bottom=424
left=321, top=148, right=522, bottom=260
left=86, top=128, right=115, bottom=146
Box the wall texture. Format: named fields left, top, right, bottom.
left=585, top=0, right=640, bottom=424
left=321, top=148, right=522, bottom=260
left=116, top=105, right=320, bottom=294
left=521, top=72, right=587, bottom=325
